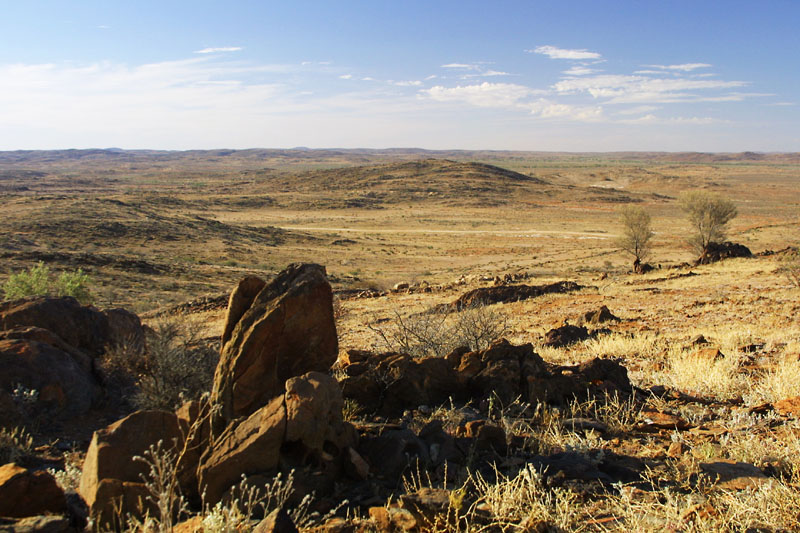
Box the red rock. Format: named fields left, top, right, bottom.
left=0, top=463, right=67, bottom=518
left=211, top=264, right=338, bottom=431
left=774, top=395, right=800, bottom=416
left=699, top=460, right=768, bottom=490
left=78, top=410, right=184, bottom=527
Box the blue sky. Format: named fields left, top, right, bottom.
left=1, top=1, right=798, bottom=151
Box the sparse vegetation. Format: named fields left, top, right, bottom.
left=615, top=204, right=654, bottom=267
left=679, top=190, right=738, bottom=258
left=0, top=426, right=33, bottom=464
left=2, top=261, right=93, bottom=304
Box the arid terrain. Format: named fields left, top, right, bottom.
left=2, top=148, right=800, bottom=531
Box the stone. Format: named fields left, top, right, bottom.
left=358, top=429, right=429, bottom=481
left=544, top=324, right=590, bottom=347
left=581, top=306, right=620, bottom=325
left=253, top=508, right=299, bottom=533
left=0, top=297, right=111, bottom=356
left=0, top=338, right=99, bottom=427
left=773, top=395, right=800, bottom=416
left=638, top=409, right=692, bottom=431
left=447, top=281, right=582, bottom=309
left=696, top=242, right=752, bottom=265
left=285, top=372, right=356, bottom=455
left=464, top=421, right=507, bottom=454
left=693, top=348, right=725, bottom=362
left=400, top=488, right=452, bottom=524
left=172, top=516, right=205, bottom=533
left=78, top=410, right=184, bottom=527
left=562, top=418, right=608, bottom=434
left=667, top=441, right=689, bottom=458
left=699, top=460, right=768, bottom=490
left=103, top=308, right=146, bottom=354
left=211, top=264, right=338, bottom=431
left=198, top=395, right=286, bottom=506
left=0, top=464, right=67, bottom=518
left=344, top=447, right=370, bottom=480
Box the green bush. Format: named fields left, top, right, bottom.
left=2, top=261, right=93, bottom=304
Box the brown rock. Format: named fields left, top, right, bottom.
left=0, top=326, right=92, bottom=374
left=198, top=395, right=286, bottom=506
left=0, top=297, right=111, bottom=356
left=464, top=421, right=507, bottom=454
left=544, top=324, right=590, bottom=348
left=103, top=308, right=146, bottom=354
left=699, top=460, right=768, bottom=490
left=285, top=372, right=355, bottom=454
left=0, top=338, right=99, bottom=425
left=638, top=409, right=692, bottom=431
left=172, top=516, right=205, bottom=533
left=253, top=508, right=299, bottom=533
left=211, top=264, right=338, bottom=430
left=89, top=479, right=153, bottom=531
left=448, top=281, right=582, bottom=309
left=400, top=488, right=452, bottom=523
left=581, top=305, right=620, bottom=325
left=667, top=441, right=689, bottom=458
left=344, top=447, right=370, bottom=480
left=774, top=395, right=800, bottom=416
left=0, top=464, right=67, bottom=518
left=78, top=410, right=184, bottom=527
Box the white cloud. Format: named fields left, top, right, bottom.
left=528, top=45, right=601, bottom=60
left=441, top=63, right=478, bottom=69
left=361, top=76, right=375, bottom=81
left=194, top=46, right=243, bottom=54
left=621, top=114, right=718, bottom=125
left=562, top=66, right=598, bottom=76
left=645, top=63, right=712, bottom=71
left=339, top=74, right=353, bottom=79
left=554, top=74, right=748, bottom=104
left=422, top=82, right=534, bottom=108
left=393, top=80, right=423, bottom=86
left=766, top=102, right=796, bottom=106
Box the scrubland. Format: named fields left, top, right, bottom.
left=2, top=149, right=800, bottom=531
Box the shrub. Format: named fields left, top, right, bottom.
left=679, top=190, right=738, bottom=258
left=103, top=316, right=218, bottom=411
left=0, top=426, right=33, bottom=464
left=776, top=248, right=800, bottom=287
left=133, top=318, right=219, bottom=410
left=369, top=302, right=509, bottom=358
left=615, top=204, right=654, bottom=266
left=2, top=261, right=93, bottom=304
left=3, top=262, right=51, bottom=301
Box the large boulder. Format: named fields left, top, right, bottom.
left=0, top=463, right=67, bottom=518
left=198, top=395, right=286, bottom=506
left=696, top=242, right=752, bottom=265
left=211, top=264, right=338, bottom=432
left=0, top=297, right=111, bottom=357
left=78, top=410, right=184, bottom=529
left=0, top=338, right=99, bottom=428
left=199, top=372, right=356, bottom=506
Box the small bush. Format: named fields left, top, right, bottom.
left=3, top=262, right=51, bottom=301
left=2, top=261, right=93, bottom=304
left=134, top=318, right=219, bottom=410
left=0, top=426, right=33, bottom=464
left=369, top=302, right=509, bottom=358
left=776, top=249, right=800, bottom=287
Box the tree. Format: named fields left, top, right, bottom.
left=615, top=205, right=654, bottom=270
left=679, top=191, right=738, bottom=258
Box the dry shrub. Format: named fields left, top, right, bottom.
left=102, top=316, right=218, bottom=411
left=0, top=426, right=33, bottom=464
left=369, top=302, right=509, bottom=358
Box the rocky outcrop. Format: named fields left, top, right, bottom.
left=445, top=281, right=582, bottom=309
left=580, top=305, right=620, bottom=326
left=78, top=410, right=185, bottom=529
left=0, top=297, right=111, bottom=357
left=0, top=463, right=67, bottom=518
left=341, top=339, right=631, bottom=415
left=211, top=264, right=338, bottom=432
left=199, top=372, right=356, bottom=505
left=696, top=242, right=752, bottom=265
left=543, top=324, right=591, bottom=347
left=0, top=338, right=100, bottom=428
